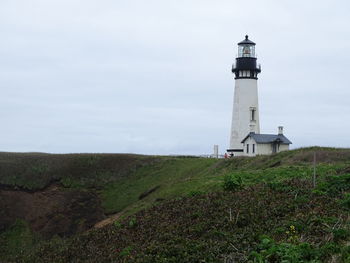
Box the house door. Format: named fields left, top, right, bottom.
left=272, top=143, right=277, bottom=153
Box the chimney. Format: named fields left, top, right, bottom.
left=278, top=126, right=283, bottom=135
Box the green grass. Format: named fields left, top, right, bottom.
left=101, top=157, right=220, bottom=214
left=100, top=156, right=349, bottom=216
left=13, top=178, right=350, bottom=262
left=0, top=152, right=159, bottom=190
left=0, top=219, right=35, bottom=259
left=2, top=147, right=350, bottom=262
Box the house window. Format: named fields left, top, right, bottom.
left=253, top=144, right=255, bottom=153
left=246, top=144, right=249, bottom=153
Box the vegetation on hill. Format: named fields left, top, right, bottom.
left=13, top=179, right=350, bottom=262
left=1, top=147, right=350, bottom=262
left=0, top=152, right=158, bottom=190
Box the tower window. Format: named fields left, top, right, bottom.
left=253, top=144, right=255, bottom=153
left=250, top=108, right=256, bottom=121
left=239, top=44, right=255, bottom=58
left=246, top=144, right=249, bottom=153
left=243, top=46, right=250, bottom=57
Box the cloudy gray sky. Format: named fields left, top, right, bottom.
left=1, top=0, right=350, bottom=154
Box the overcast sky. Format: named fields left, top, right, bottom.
left=1, top=0, right=350, bottom=155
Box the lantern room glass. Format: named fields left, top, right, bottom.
left=238, top=44, right=255, bottom=58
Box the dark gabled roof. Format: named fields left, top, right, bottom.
left=238, top=35, right=256, bottom=46
left=241, top=132, right=292, bottom=144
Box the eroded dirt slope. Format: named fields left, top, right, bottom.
left=0, top=185, right=104, bottom=238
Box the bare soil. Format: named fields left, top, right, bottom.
left=0, top=184, right=105, bottom=238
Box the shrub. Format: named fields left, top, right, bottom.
left=222, top=174, right=242, bottom=191
left=319, top=242, right=341, bottom=258
left=250, top=235, right=347, bottom=262
left=250, top=236, right=317, bottom=262
left=340, top=193, right=350, bottom=210
left=188, top=190, right=204, bottom=197
left=0, top=219, right=34, bottom=258
left=128, top=217, right=137, bottom=228
left=341, top=245, right=350, bottom=261
left=316, top=174, right=350, bottom=196
left=332, top=228, right=349, bottom=241
left=119, top=246, right=132, bottom=257
left=113, top=221, right=122, bottom=229
left=267, top=181, right=293, bottom=192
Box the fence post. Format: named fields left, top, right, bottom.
left=313, top=152, right=316, bottom=188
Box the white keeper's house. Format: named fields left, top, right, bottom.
left=227, top=35, right=292, bottom=157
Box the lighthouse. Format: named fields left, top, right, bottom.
left=227, top=35, right=261, bottom=156
left=227, top=36, right=292, bottom=157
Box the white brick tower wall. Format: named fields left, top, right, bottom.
left=229, top=78, right=260, bottom=155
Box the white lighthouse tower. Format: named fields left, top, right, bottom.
left=227, top=35, right=261, bottom=156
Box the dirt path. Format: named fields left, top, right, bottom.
left=94, top=212, right=121, bottom=229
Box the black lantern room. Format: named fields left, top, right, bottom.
left=232, top=35, right=261, bottom=79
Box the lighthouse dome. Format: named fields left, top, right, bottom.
left=238, top=35, right=256, bottom=46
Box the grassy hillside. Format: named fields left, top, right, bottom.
left=100, top=147, right=350, bottom=216
left=1, top=147, right=350, bottom=262
left=0, top=152, right=159, bottom=190
left=15, top=179, right=350, bottom=262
